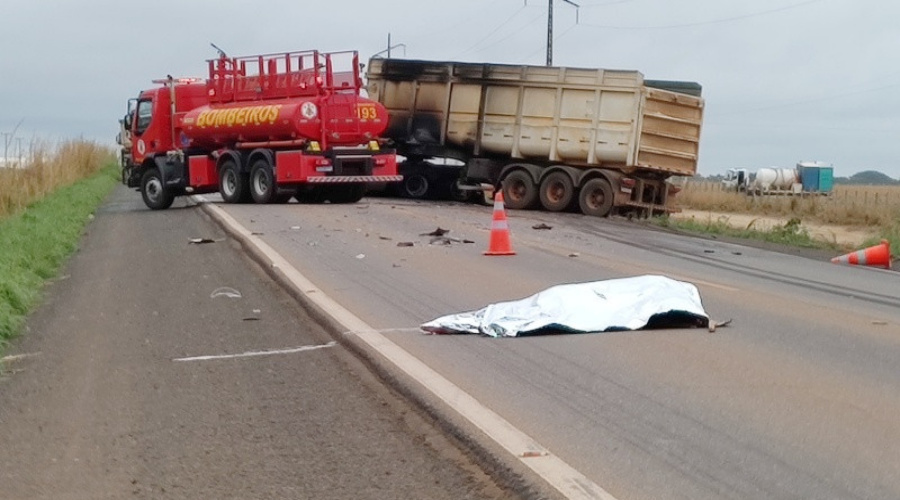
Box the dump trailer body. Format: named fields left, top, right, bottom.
left=366, top=58, right=703, bottom=214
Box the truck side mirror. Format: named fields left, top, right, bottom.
left=123, top=114, right=133, bottom=130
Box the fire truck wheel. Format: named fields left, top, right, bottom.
left=250, top=159, right=276, bottom=204
left=578, top=177, right=614, bottom=217
left=539, top=171, right=575, bottom=212
left=402, top=173, right=430, bottom=199
left=501, top=170, right=538, bottom=210
left=219, top=160, right=248, bottom=204
left=140, top=168, right=174, bottom=210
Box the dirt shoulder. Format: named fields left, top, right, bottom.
left=672, top=209, right=877, bottom=249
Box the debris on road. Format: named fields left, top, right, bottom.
left=420, top=227, right=449, bottom=237
left=708, top=318, right=732, bottom=333
left=532, top=223, right=553, bottom=230
left=189, top=237, right=219, bottom=244
left=1, top=352, right=42, bottom=363
left=355, top=254, right=366, bottom=259
left=429, top=236, right=475, bottom=245
left=243, top=308, right=262, bottom=321
left=568, top=252, right=580, bottom=258
left=210, top=287, right=242, bottom=299
left=397, top=242, right=415, bottom=247
left=421, top=275, right=710, bottom=337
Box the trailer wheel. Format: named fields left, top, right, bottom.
left=502, top=170, right=538, bottom=210
left=402, top=173, right=430, bottom=199
left=539, top=171, right=575, bottom=212
left=578, top=178, right=614, bottom=217
left=219, top=160, right=249, bottom=204
left=250, top=159, right=276, bottom=204
left=140, top=168, right=174, bottom=210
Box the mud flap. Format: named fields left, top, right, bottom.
left=154, top=156, right=186, bottom=190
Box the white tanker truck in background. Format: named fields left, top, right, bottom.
left=722, top=161, right=833, bottom=195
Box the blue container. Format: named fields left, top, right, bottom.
left=818, top=167, right=834, bottom=193
left=800, top=166, right=820, bottom=192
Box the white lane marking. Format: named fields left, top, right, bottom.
left=198, top=199, right=619, bottom=500
left=173, top=342, right=336, bottom=362
left=670, top=275, right=740, bottom=292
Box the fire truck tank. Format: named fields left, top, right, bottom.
left=181, top=95, right=389, bottom=148
left=180, top=50, right=389, bottom=149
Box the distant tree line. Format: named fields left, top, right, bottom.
left=833, top=170, right=900, bottom=185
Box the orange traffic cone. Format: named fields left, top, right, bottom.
left=485, top=191, right=516, bottom=256
left=831, top=239, right=892, bottom=269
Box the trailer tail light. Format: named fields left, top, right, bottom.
left=315, top=158, right=331, bottom=166
left=374, top=156, right=387, bottom=166
left=621, top=177, right=636, bottom=194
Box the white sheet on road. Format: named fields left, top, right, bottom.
left=421, top=275, right=709, bottom=337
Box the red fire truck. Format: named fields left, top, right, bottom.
left=120, top=49, right=401, bottom=209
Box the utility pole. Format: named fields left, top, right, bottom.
left=371, top=34, right=406, bottom=59
left=2, top=132, right=10, bottom=166
left=2, top=118, right=24, bottom=167
left=546, top=0, right=579, bottom=66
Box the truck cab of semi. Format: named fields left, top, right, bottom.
left=722, top=168, right=749, bottom=192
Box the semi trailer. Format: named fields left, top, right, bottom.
left=119, top=49, right=401, bottom=210
left=366, top=58, right=704, bottom=216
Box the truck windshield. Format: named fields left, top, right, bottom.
left=135, top=99, right=153, bottom=135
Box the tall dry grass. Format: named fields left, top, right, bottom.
left=0, top=140, right=114, bottom=219
left=676, top=181, right=900, bottom=228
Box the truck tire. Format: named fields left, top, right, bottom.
left=402, top=173, right=430, bottom=199
left=140, top=168, right=175, bottom=210
left=249, top=159, right=276, bottom=204
left=501, top=170, right=538, bottom=210
left=219, top=160, right=249, bottom=204
left=578, top=178, right=614, bottom=217
left=539, top=171, right=575, bottom=212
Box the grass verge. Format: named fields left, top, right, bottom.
left=654, top=214, right=843, bottom=251
left=0, top=164, right=119, bottom=349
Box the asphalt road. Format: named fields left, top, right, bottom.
left=212, top=194, right=900, bottom=500
left=0, top=186, right=520, bottom=500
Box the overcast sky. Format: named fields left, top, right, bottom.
left=1, top=0, right=897, bottom=177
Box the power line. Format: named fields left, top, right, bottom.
left=518, top=22, right=579, bottom=63
left=453, top=5, right=534, bottom=58
left=402, top=0, right=506, bottom=46
left=470, top=11, right=547, bottom=58
left=579, top=0, right=828, bottom=30
left=715, top=81, right=900, bottom=117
